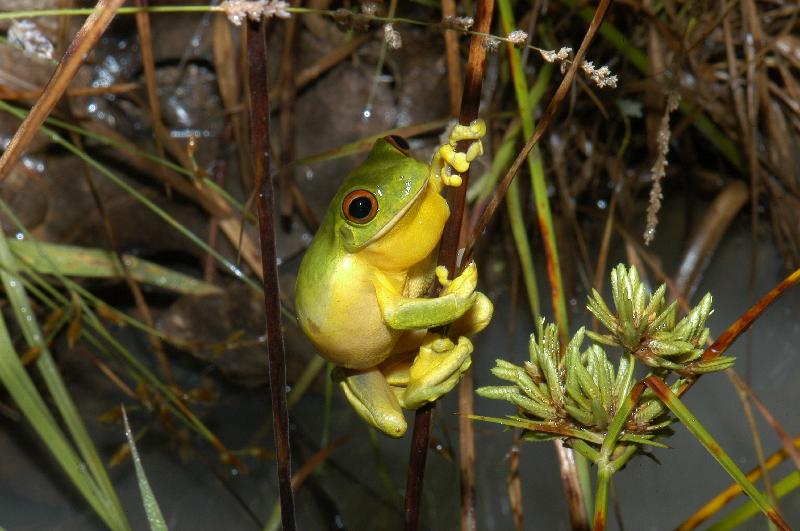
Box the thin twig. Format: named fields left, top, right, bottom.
left=246, top=18, right=296, bottom=530
left=0, top=82, right=139, bottom=100
left=134, top=0, right=172, bottom=199
left=464, top=0, right=614, bottom=261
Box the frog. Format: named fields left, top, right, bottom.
left=294, top=119, right=493, bottom=437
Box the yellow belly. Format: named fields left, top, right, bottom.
left=297, top=254, right=402, bottom=369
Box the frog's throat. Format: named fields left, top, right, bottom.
left=356, top=178, right=430, bottom=250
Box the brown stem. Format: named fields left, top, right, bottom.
left=0, top=82, right=139, bottom=100
left=134, top=0, right=170, bottom=200
left=698, top=266, right=800, bottom=364
left=404, top=1, right=495, bottom=530
left=441, top=0, right=463, bottom=116
left=277, top=9, right=299, bottom=226
left=247, top=19, right=296, bottom=530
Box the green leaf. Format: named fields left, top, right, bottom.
left=10, top=239, right=220, bottom=295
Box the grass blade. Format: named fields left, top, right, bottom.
left=10, top=239, right=220, bottom=295
left=0, top=231, right=129, bottom=529
left=122, top=407, right=167, bottom=531
left=708, top=472, right=800, bottom=531
left=644, top=376, right=790, bottom=530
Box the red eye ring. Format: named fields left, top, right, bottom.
left=342, top=189, right=379, bottom=223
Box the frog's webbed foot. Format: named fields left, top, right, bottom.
left=449, top=292, right=494, bottom=338
left=335, top=367, right=407, bottom=437
left=401, top=333, right=473, bottom=410
left=430, top=118, right=486, bottom=191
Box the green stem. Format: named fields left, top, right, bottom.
left=593, top=465, right=612, bottom=531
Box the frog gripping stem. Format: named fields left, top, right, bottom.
left=430, top=119, right=487, bottom=189
left=404, top=1, right=495, bottom=530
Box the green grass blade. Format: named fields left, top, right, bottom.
left=0, top=234, right=130, bottom=530
left=709, top=472, right=800, bottom=531
left=122, top=408, right=168, bottom=531
left=645, top=377, right=789, bottom=529
left=497, top=0, right=591, bottom=522
left=10, top=239, right=220, bottom=295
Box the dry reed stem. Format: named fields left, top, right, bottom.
left=246, top=17, right=296, bottom=530
left=134, top=0, right=168, bottom=184
left=674, top=180, right=749, bottom=298
left=277, top=10, right=299, bottom=223
left=441, top=0, right=462, bottom=116
left=0, top=82, right=139, bottom=100
left=464, top=0, right=613, bottom=261
left=405, top=1, right=494, bottom=529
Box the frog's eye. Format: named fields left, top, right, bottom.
left=385, top=135, right=410, bottom=156
left=342, top=190, right=379, bottom=223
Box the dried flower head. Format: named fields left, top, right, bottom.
left=221, top=0, right=291, bottom=26
left=360, top=1, right=381, bottom=15
left=581, top=60, right=618, bottom=88
left=8, top=20, right=54, bottom=60
left=384, top=23, right=402, bottom=49
left=483, top=36, right=501, bottom=53
left=506, top=29, right=528, bottom=47
left=539, top=46, right=572, bottom=63
left=644, top=91, right=681, bottom=244
left=441, top=15, right=474, bottom=32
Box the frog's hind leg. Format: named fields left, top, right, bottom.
left=401, top=333, right=473, bottom=410
left=335, top=367, right=407, bottom=438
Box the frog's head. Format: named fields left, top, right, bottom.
left=336, top=135, right=450, bottom=269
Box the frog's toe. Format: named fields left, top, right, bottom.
left=336, top=368, right=407, bottom=437
left=441, top=262, right=478, bottom=298
left=448, top=118, right=487, bottom=143
left=402, top=335, right=473, bottom=409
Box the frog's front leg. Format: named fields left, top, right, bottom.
left=373, top=263, right=479, bottom=331
left=430, top=118, right=487, bottom=190
left=335, top=367, right=407, bottom=437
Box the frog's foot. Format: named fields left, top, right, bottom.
left=401, top=333, right=473, bottom=410
left=430, top=118, right=486, bottom=190
left=335, top=367, right=407, bottom=438
left=449, top=292, right=494, bottom=338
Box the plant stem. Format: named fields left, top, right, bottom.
left=247, top=18, right=296, bottom=530
left=593, top=465, right=612, bottom=531
left=404, top=1, right=494, bottom=529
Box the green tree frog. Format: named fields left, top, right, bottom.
left=295, top=120, right=493, bottom=437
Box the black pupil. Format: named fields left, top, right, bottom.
left=389, top=135, right=409, bottom=150
left=348, top=196, right=373, bottom=219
